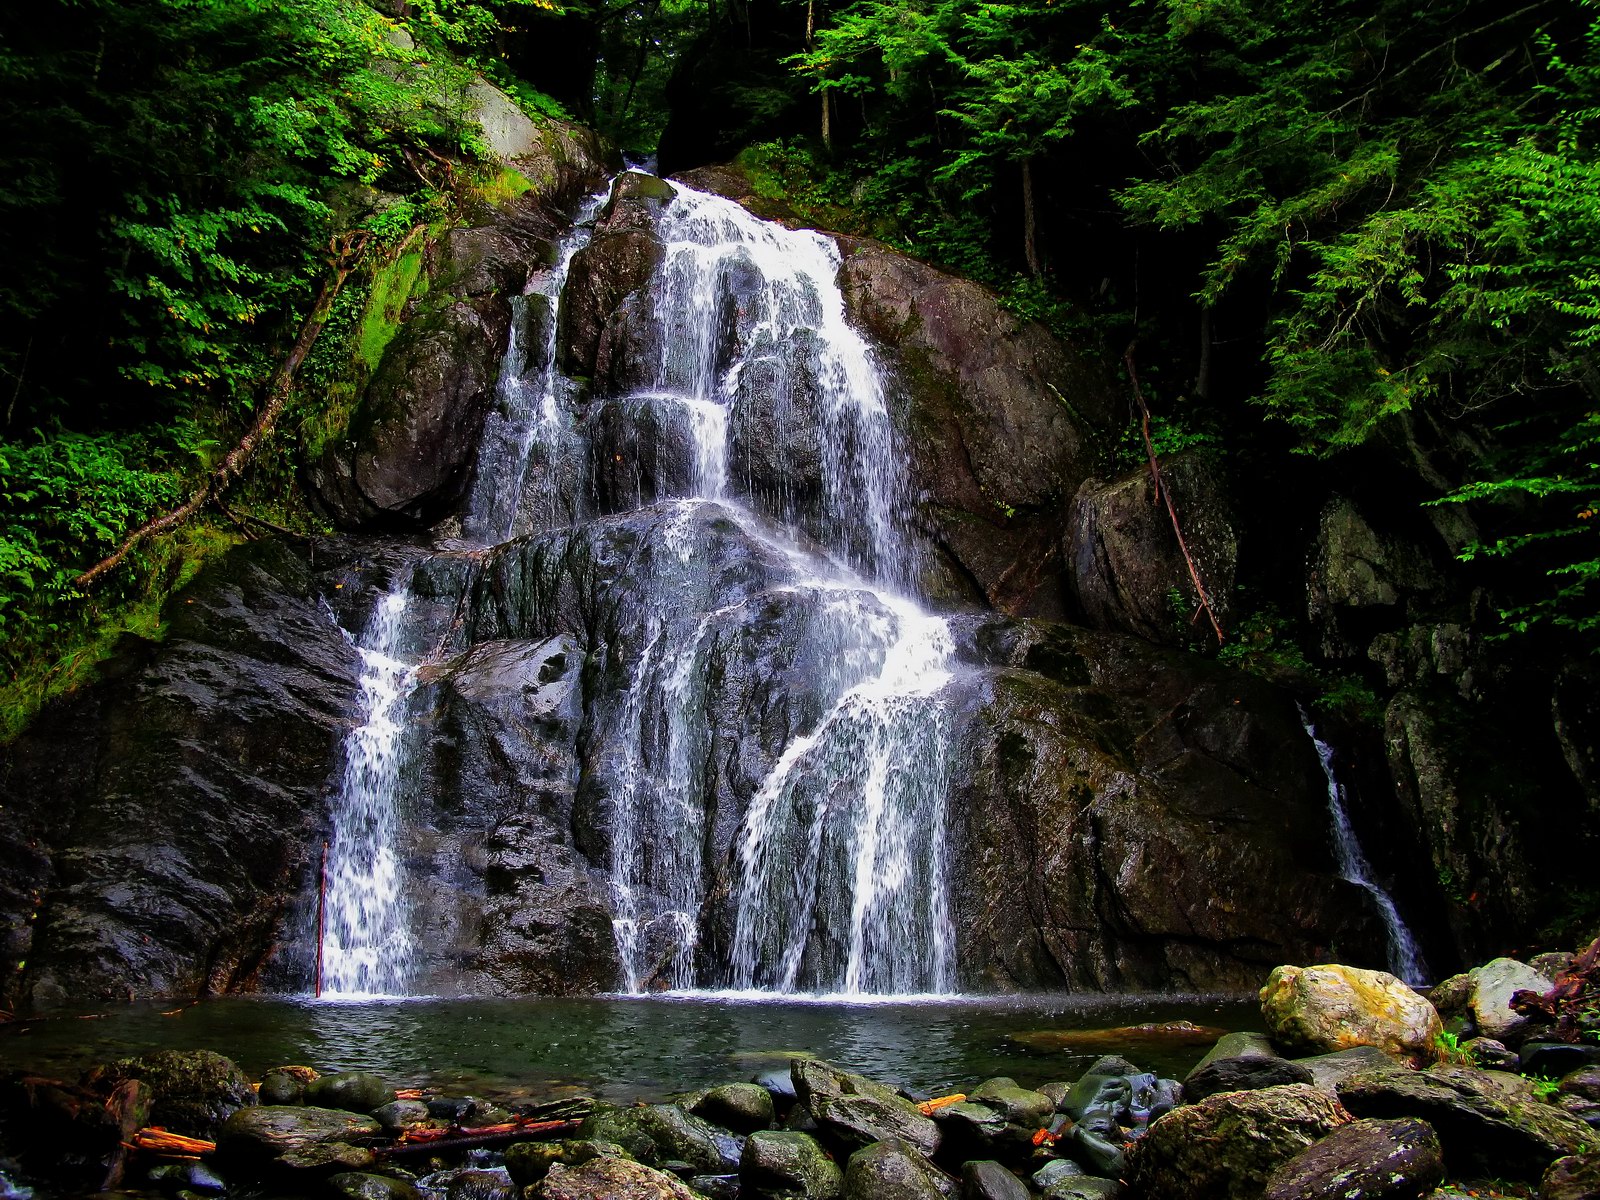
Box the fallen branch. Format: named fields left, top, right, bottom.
left=74, top=232, right=370, bottom=590
left=376, top=1117, right=582, bottom=1159
left=1123, top=342, right=1225, bottom=646
left=917, top=1093, right=966, bottom=1116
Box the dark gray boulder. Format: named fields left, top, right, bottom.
left=1262, top=1117, right=1444, bottom=1200
left=740, top=1130, right=843, bottom=1199
left=1337, top=1064, right=1594, bottom=1180
left=1183, top=1055, right=1315, bottom=1102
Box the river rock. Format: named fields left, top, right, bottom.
left=634, top=1104, right=744, bottom=1172
left=1191, top=1032, right=1278, bottom=1075
left=960, top=1159, right=1028, bottom=1200
left=1042, top=1180, right=1123, bottom=1200
left=84, top=1050, right=255, bottom=1138
left=932, top=1101, right=1008, bottom=1158
left=1184, top=1054, right=1314, bottom=1101
left=306, top=1072, right=393, bottom=1114
left=537, top=1156, right=701, bottom=1200
left=1261, top=1117, right=1444, bottom=1200
left=1543, top=1152, right=1600, bottom=1200
left=506, top=1140, right=626, bottom=1187
left=967, top=1078, right=1052, bottom=1128
left=578, top=1104, right=660, bottom=1162
left=1522, top=1042, right=1600, bottom=1077
left=1469, top=957, right=1553, bottom=1040
left=1032, top=1160, right=1085, bottom=1189
left=372, top=1099, right=431, bottom=1132
left=842, top=1138, right=957, bottom=1200
left=1260, top=964, right=1441, bottom=1063
left=1066, top=451, right=1237, bottom=646
left=813, top=1093, right=942, bottom=1157
left=1336, top=1063, right=1594, bottom=1180
left=740, top=1130, right=843, bottom=1199
left=1562, top=1066, right=1600, bottom=1103
left=216, top=1105, right=383, bottom=1164
left=260, top=1070, right=308, bottom=1106
left=694, top=1083, right=776, bottom=1133
left=1126, top=1083, right=1349, bottom=1200
left=441, top=1168, right=519, bottom=1200
left=328, top=1173, right=423, bottom=1200
left=793, top=1059, right=909, bottom=1111
left=1462, top=1037, right=1519, bottom=1070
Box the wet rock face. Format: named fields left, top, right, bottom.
left=944, top=616, right=1386, bottom=991
left=0, top=540, right=360, bottom=1008
left=836, top=238, right=1119, bottom=617
left=406, top=631, right=620, bottom=996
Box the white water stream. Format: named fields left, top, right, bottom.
left=321, top=585, right=419, bottom=997
left=1300, top=710, right=1428, bottom=984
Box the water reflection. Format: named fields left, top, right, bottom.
left=0, top=994, right=1257, bottom=1102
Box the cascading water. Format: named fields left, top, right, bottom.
left=320, top=176, right=958, bottom=998
left=321, top=585, right=419, bottom=997
left=1300, top=709, right=1428, bottom=984
left=461, top=191, right=607, bottom=544
left=596, top=183, right=956, bottom=995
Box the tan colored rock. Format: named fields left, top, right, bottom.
left=1260, top=964, right=1441, bottom=1065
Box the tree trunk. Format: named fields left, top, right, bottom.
left=1021, top=158, right=1042, bottom=279
left=1196, top=304, right=1214, bottom=401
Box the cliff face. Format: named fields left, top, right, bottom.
left=3, top=150, right=1591, bottom=1008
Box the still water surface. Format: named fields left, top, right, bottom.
left=0, top=993, right=1257, bottom=1102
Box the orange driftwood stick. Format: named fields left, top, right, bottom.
left=130, top=1128, right=217, bottom=1156
left=917, top=1093, right=966, bottom=1115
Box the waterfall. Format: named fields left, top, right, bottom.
left=319, top=176, right=957, bottom=999
left=322, top=584, right=419, bottom=997
left=1300, top=709, right=1428, bottom=984
left=598, top=182, right=956, bottom=995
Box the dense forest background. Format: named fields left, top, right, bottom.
left=2, top=0, right=1598, bottom=741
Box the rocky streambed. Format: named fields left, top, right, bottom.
left=2, top=949, right=1598, bottom=1200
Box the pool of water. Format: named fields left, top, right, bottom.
left=0, top=992, right=1258, bottom=1102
